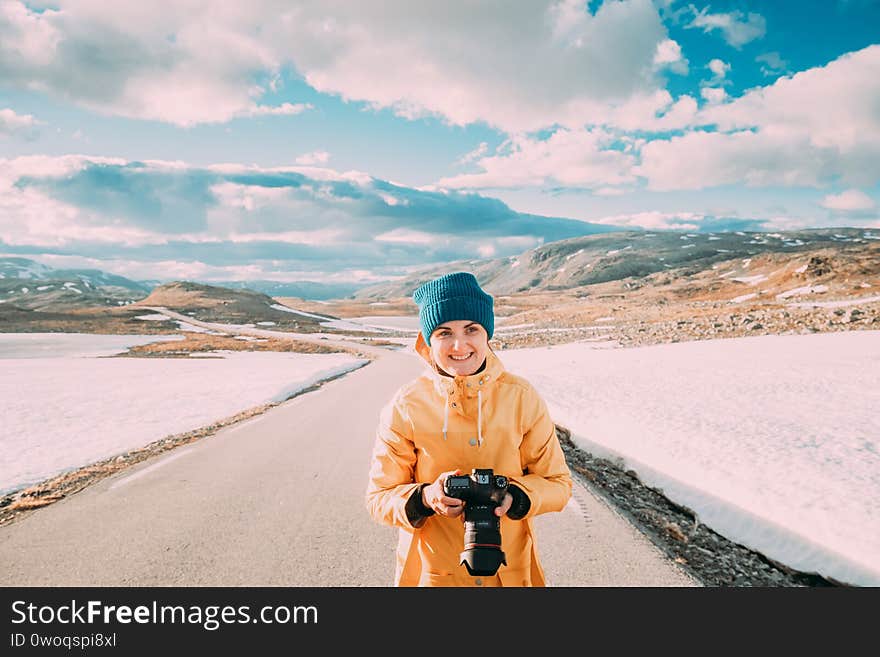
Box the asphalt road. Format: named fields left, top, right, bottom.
left=0, top=315, right=697, bottom=586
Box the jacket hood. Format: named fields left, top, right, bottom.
left=414, top=330, right=508, bottom=445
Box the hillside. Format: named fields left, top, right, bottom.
left=295, top=227, right=880, bottom=349
left=354, top=228, right=878, bottom=298
left=0, top=257, right=151, bottom=311
left=130, top=281, right=345, bottom=332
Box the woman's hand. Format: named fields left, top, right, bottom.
left=422, top=469, right=466, bottom=518
left=494, top=492, right=513, bottom=517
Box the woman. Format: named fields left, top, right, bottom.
left=365, top=271, right=572, bottom=586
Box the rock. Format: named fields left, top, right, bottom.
left=664, top=521, right=689, bottom=543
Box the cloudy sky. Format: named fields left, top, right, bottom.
left=1, top=0, right=878, bottom=284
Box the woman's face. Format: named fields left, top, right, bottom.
left=429, top=320, right=489, bottom=377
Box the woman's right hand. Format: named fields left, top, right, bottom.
left=422, top=469, right=466, bottom=518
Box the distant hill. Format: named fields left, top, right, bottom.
left=0, top=257, right=369, bottom=314
left=0, top=257, right=152, bottom=311
left=131, top=281, right=342, bottom=332
left=0, top=257, right=55, bottom=280
left=353, top=228, right=880, bottom=299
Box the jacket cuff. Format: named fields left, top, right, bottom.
left=405, top=483, right=435, bottom=528
left=506, top=484, right=531, bottom=520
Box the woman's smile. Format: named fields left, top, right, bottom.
left=430, top=320, right=489, bottom=376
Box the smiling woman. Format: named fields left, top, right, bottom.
left=428, top=320, right=489, bottom=377
left=365, top=271, right=573, bottom=587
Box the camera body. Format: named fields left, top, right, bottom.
left=443, top=468, right=509, bottom=577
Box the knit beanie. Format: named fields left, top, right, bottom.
left=413, top=272, right=494, bottom=345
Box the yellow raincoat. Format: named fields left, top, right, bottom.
left=366, top=333, right=572, bottom=586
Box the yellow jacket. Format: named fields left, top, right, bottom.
left=366, top=334, right=573, bottom=586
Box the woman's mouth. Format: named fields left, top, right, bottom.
left=449, top=353, right=473, bottom=361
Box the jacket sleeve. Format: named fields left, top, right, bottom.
left=365, top=394, right=426, bottom=530
left=508, top=384, right=572, bottom=519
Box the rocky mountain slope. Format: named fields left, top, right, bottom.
left=0, top=257, right=152, bottom=311
left=354, top=227, right=878, bottom=299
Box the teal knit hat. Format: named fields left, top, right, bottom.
left=413, top=272, right=494, bottom=345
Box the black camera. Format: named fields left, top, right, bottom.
left=443, top=468, right=509, bottom=577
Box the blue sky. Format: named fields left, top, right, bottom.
left=1, top=0, right=878, bottom=284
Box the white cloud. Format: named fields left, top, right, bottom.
left=0, top=1, right=304, bottom=126
left=821, top=189, right=876, bottom=212
left=686, top=5, right=766, bottom=47
left=437, top=128, right=636, bottom=190
left=456, top=142, right=489, bottom=166
left=289, top=0, right=671, bottom=132
left=653, top=38, right=688, bottom=74
left=210, top=182, right=292, bottom=212
left=637, top=46, right=880, bottom=191
left=593, top=186, right=627, bottom=196
left=636, top=129, right=842, bottom=191
left=700, top=87, right=727, bottom=104
left=224, top=228, right=347, bottom=245
left=588, top=210, right=707, bottom=231
left=0, top=0, right=673, bottom=131
left=295, top=150, right=331, bottom=165
left=547, top=0, right=588, bottom=41
left=374, top=229, right=435, bottom=244
left=0, top=108, right=42, bottom=138
left=0, top=154, right=607, bottom=283
left=703, top=45, right=880, bottom=153
left=0, top=154, right=126, bottom=183
left=603, top=90, right=698, bottom=132
left=376, top=191, right=408, bottom=207
left=248, top=102, right=312, bottom=117
left=756, top=51, right=789, bottom=77
left=708, top=59, right=730, bottom=79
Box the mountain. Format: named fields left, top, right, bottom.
left=0, top=257, right=153, bottom=311
left=131, top=281, right=340, bottom=331
left=0, top=258, right=368, bottom=313
left=0, top=257, right=55, bottom=280
left=353, top=227, right=880, bottom=299
left=0, top=257, right=362, bottom=312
